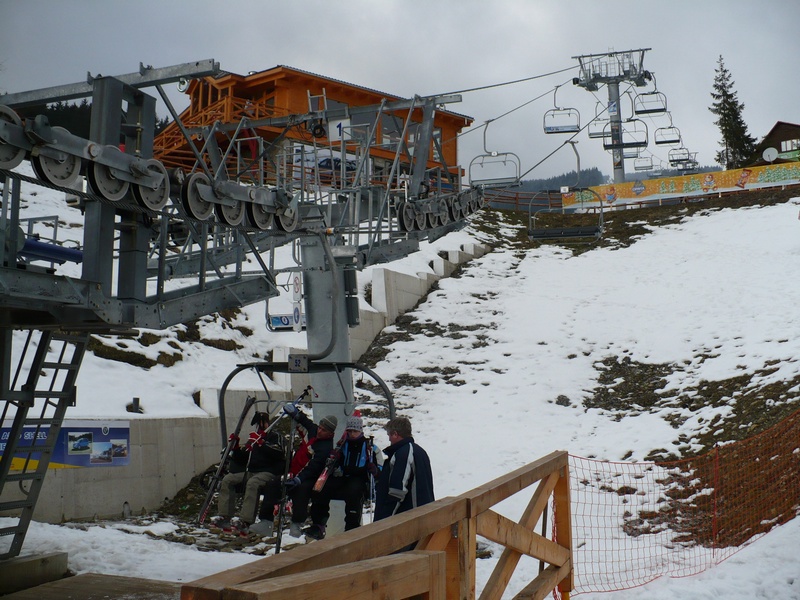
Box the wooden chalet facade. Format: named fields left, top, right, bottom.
left=154, top=65, right=473, bottom=187
left=751, top=121, right=800, bottom=166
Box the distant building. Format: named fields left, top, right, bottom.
left=154, top=65, right=472, bottom=186
left=750, top=121, right=800, bottom=166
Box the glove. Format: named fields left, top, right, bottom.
left=247, top=431, right=264, bottom=447
left=228, top=433, right=240, bottom=449
left=284, top=476, right=301, bottom=490
left=367, top=462, right=378, bottom=477
left=283, top=403, right=299, bottom=419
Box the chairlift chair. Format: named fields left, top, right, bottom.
left=633, top=73, right=668, bottom=116
left=668, top=146, right=690, bottom=167
left=634, top=156, right=653, bottom=171
left=468, top=122, right=521, bottom=188
left=543, top=85, right=581, bottom=134
left=655, top=125, right=681, bottom=146
left=633, top=91, right=667, bottom=115
left=602, top=119, right=648, bottom=151
left=587, top=102, right=610, bottom=139
left=623, top=146, right=640, bottom=160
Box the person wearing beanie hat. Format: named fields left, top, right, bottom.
left=319, top=415, right=338, bottom=433
left=345, top=415, right=363, bottom=433
left=278, top=406, right=337, bottom=538
left=305, top=411, right=381, bottom=539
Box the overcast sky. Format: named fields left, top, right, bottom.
left=2, top=0, right=798, bottom=180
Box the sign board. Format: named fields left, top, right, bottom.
left=268, top=313, right=307, bottom=331
left=328, top=119, right=351, bottom=142
left=292, top=272, right=302, bottom=301
left=287, top=354, right=309, bottom=373
left=0, top=420, right=130, bottom=469
left=293, top=301, right=303, bottom=332
left=608, top=101, right=618, bottom=117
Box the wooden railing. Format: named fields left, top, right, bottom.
left=181, top=450, right=572, bottom=600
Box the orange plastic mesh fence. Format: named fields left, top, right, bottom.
left=565, top=407, right=800, bottom=595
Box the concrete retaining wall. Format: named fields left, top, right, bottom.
left=21, top=242, right=489, bottom=522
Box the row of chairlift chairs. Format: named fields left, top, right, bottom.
left=470, top=79, right=697, bottom=244
left=543, top=80, right=697, bottom=173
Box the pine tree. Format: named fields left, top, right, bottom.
left=709, top=56, right=756, bottom=170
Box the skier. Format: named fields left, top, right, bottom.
left=375, top=416, right=434, bottom=521
left=281, top=403, right=337, bottom=538
left=305, top=414, right=381, bottom=539
left=212, top=411, right=286, bottom=536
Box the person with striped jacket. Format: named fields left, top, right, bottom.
left=374, top=416, right=434, bottom=521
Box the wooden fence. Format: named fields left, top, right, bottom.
left=181, top=450, right=572, bottom=600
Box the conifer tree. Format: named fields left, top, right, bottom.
left=709, top=56, right=756, bottom=170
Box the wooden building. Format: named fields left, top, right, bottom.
left=154, top=65, right=473, bottom=187
left=751, top=121, right=800, bottom=166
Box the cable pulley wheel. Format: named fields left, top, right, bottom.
left=132, top=159, right=170, bottom=211
left=181, top=172, right=215, bottom=221
left=30, top=128, right=82, bottom=187
left=87, top=149, right=130, bottom=201
left=448, top=198, right=463, bottom=221
left=246, top=202, right=274, bottom=231
left=397, top=201, right=416, bottom=232
left=425, top=211, right=440, bottom=229
left=216, top=198, right=246, bottom=227
left=275, top=207, right=300, bottom=232
left=438, top=200, right=450, bottom=227
left=0, top=105, right=25, bottom=170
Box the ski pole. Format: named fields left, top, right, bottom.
left=274, top=422, right=296, bottom=554
left=198, top=395, right=257, bottom=524
left=274, top=385, right=314, bottom=553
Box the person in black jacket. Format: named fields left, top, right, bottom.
left=213, top=411, right=286, bottom=536
left=375, top=416, right=434, bottom=521
left=304, top=414, right=381, bottom=539
left=281, top=403, right=337, bottom=538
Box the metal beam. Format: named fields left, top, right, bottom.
left=0, top=59, right=220, bottom=108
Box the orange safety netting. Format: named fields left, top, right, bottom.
left=564, top=406, right=800, bottom=595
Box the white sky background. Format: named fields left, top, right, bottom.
left=2, top=0, right=800, bottom=180
left=3, top=160, right=800, bottom=596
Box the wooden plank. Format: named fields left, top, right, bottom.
left=553, top=465, right=574, bottom=594
left=478, top=472, right=560, bottom=600
left=3, top=573, right=180, bottom=599
left=416, top=525, right=453, bottom=552
left=513, top=561, right=571, bottom=600
left=461, top=452, right=567, bottom=516
left=457, top=517, right=477, bottom=600
left=222, top=551, right=445, bottom=600
left=181, top=497, right=467, bottom=600
left=476, top=510, right=569, bottom=567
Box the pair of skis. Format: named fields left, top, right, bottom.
left=197, top=395, right=257, bottom=525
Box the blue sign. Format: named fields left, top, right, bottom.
left=1, top=420, right=130, bottom=469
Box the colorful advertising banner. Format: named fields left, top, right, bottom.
left=562, top=162, right=800, bottom=207
left=0, top=420, right=130, bottom=470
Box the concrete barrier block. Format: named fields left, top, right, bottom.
left=431, top=256, right=457, bottom=278
left=447, top=250, right=470, bottom=265
left=462, top=242, right=488, bottom=258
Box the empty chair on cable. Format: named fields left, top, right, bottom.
left=543, top=85, right=580, bottom=134
left=602, top=119, right=648, bottom=151
left=655, top=125, right=681, bottom=146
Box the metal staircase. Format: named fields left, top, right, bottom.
left=0, top=329, right=88, bottom=559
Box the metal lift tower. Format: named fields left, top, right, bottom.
left=572, top=48, right=652, bottom=184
